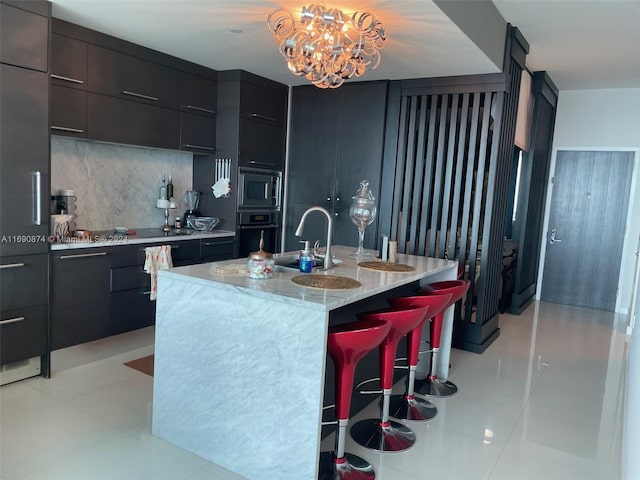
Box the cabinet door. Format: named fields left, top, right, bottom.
left=238, top=119, right=285, bottom=170
left=50, top=33, right=87, bottom=89
left=110, top=289, right=155, bottom=336
left=200, top=237, right=234, bottom=262
left=166, top=240, right=200, bottom=266
left=181, top=72, right=217, bottom=116
left=0, top=254, right=48, bottom=310
left=180, top=112, right=216, bottom=154
left=50, top=250, right=110, bottom=350
left=50, top=85, right=87, bottom=138
left=332, top=82, right=387, bottom=249
left=0, top=305, right=47, bottom=365
left=239, top=81, right=287, bottom=127
left=0, top=3, right=48, bottom=72
left=87, top=45, right=180, bottom=110
left=0, top=64, right=49, bottom=255
left=88, top=93, right=180, bottom=150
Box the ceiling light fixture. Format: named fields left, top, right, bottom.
left=267, top=4, right=386, bottom=89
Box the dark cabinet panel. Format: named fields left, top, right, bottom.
left=180, top=112, right=216, bottom=154
left=110, top=265, right=149, bottom=292
left=166, top=240, right=200, bottom=266
left=200, top=237, right=234, bottom=262
left=0, top=2, right=48, bottom=72
left=87, top=45, right=181, bottom=110
left=50, top=33, right=87, bottom=89
left=50, top=85, right=87, bottom=138
left=239, top=81, right=287, bottom=127
left=181, top=72, right=217, bottom=116
left=87, top=93, right=180, bottom=150
left=0, top=254, right=48, bottom=310
left=0, top=305, right=47, bottom=365
left=285, top=81, right=388, bottom=251
left=50, top=249, right=110, bottom=350
left=0, top=64, right=50, bottom=255
left=238, top=118, right=286, bottom=170
left=110, top=289, right=155, bottom=336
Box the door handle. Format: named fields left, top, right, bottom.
left=549, top=228, right=563, bottom=244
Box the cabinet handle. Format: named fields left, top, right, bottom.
left=59, top=252, right=108, bottom=260
left=0, top=316, right=25, bottom=325
left=0, top=262, right=25, bottom=269
left=142, top=291, right=152, bottom=295
left=203, top=241, right=233, bottom=246
left=185, top=105, right=216, bottom=115
left=250, top=113, right=277, bottom=123
left=50, top=74, right=84, bottom=84
left=239, top=224, right=279, bottom=231
left=33, top=171, right=41, bottom=226
left=183, top=144, right=216, bottom=152
left=122, top=90, right=159, bottom=102
left=170, top=245, right=180, bottom=249
left=248, top=160, right=276, bottom=167
left=51, top=126, right=85, bottom=133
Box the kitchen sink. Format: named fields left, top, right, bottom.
left=273, top=255, right=342, bottom=272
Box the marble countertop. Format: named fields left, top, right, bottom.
left=50, top=227, right=235, bottom=250
left=159, top=245, right=457, bottom=312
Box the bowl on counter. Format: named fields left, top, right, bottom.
left=186, top=217, right=220, bottom=231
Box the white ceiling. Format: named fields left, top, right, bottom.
left=49, top=0, right=640, bottom=91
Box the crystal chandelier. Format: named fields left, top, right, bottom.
left=267, top=4, right=386, bottom=89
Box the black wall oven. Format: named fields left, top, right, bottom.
left=237, top=211, right=280, bottom=257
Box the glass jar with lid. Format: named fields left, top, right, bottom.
left=247, top=230, right=275, bottom=279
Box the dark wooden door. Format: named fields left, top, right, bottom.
left=541, top=150, right=634, bottom=310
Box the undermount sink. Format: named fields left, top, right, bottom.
left=273, top=255, right=342, bottom=272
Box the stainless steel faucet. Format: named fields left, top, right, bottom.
left=295, top=206, right=333, bottom=269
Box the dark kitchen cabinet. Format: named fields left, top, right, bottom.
left=87, top=45, right=181, bottom=110
left=50, top=33, right=87, bottom=89
left=1, top=305, right=47, bottom=365
left=50, top=249, right=111, bottom=350
left=285, top=81, right=388, bottom=251
left=87, top=93, right=180, bottom=150
left=180, top=112, right=216, bottom=154
left=216, top=70, right=288, bottom=171
left=0, top=64, right=50, bottom=256
left=0, top=2, right=48, bottom=72
left=51, top=85, right=87, bottom=138
left=181, top=72, right=217, bottom=116
left=200, top=236, right=235, bottom=263
left=0, top=254, right=48, bottom=311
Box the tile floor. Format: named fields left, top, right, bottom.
left=0, top=301, right=627, bottom=480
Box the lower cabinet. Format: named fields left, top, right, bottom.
left=1, top=305, right=47, bottom=365
left=50, top=249, right=110, bottom=350
left=51, top=237, right=234, bottom=350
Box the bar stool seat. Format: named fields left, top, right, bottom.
left=350, top=305, right=429, bottom=453
left=318, top=318, right=391, bottom=480
left=387, top=293, right=452, bottom=420
left=414, top=279, right=471, bottom=398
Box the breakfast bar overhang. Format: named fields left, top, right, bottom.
left=151, top=246, right=457, bottom=480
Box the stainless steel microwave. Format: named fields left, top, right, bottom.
left=237, top=167, right=282, bottom=210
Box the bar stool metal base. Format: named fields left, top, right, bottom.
left=318, top=451, right=376, bottom=480
left=350, top=419, right=416, bottom=452
left=388, top=394, right=438, bottom=421
left=414, top=376, right=458, bottom=397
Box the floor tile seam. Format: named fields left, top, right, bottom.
left=6, top=380, right=67, bottom=411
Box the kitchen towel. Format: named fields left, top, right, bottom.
left=144, top=245, right=173, bottom=300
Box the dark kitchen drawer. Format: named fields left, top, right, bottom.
left=0, top=254, right=48, bottom=311
left=109, top=289, right=155, bottom=336
left=88, top=92, right=180, bottom=150
left=50, top=85, right=87, bottom=138
left=135, top=240, right=200, bottom=267
left=200, top=237, right=234, bottom=262
left=110, top=244, right=143, bottom=268
left=87, top=45, right=180, bottom=110
left=110, top=265, right=150, bottom=293
left=0, top=305, right=47, bottom=365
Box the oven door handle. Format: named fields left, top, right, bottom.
left=239, top=224, right=280, bottom=230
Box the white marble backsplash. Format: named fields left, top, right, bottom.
left=51, top=137, right=193, bottom=230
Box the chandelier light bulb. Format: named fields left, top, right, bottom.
left=267, top=4, right=386, bottom=89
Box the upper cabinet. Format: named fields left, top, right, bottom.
left=0, top=2, right=48, bottom=72
left=49, top=19, right=217, bottom=152
left=239, top=81, right=287, bottom=128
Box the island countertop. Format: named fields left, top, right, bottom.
left=152, top=246, right=458, bottom=480
left=158, top=245, right=456, bottom=311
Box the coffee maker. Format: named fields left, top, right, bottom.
left=183, top=190, right=201, bottom=226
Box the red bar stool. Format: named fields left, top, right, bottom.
left=414, top=279, right=471, bottom=398
left=387, top=293, right=452, bottom=421
left=350, top=305, right=429, bottom=452
left=318, top=318, right=391, bottom=480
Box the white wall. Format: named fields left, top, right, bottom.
left=550, top=88, right=640, bottom=313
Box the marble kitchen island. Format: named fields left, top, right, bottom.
left=152, top=246, right=457, bottom=480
